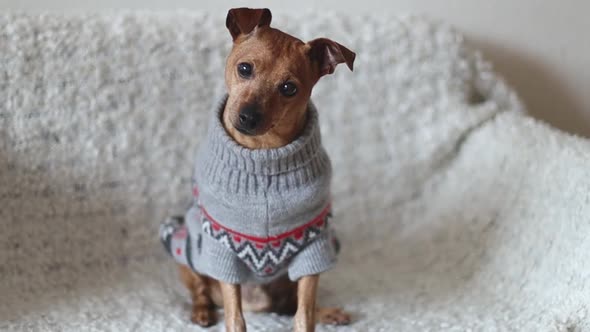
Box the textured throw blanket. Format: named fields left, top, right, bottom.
left=1, top=12, right=589, bottom=332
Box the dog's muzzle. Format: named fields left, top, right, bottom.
left=235, top=104, right=262, bottom=135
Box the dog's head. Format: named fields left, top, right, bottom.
left=223, top=8, right=355, bottom=138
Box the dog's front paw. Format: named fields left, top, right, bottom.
left=316, top=307, right=351, bottom=326
left=190, top=306, right=218, bottom=327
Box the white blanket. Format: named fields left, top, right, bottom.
left=1, top=12, right=589, bottom=332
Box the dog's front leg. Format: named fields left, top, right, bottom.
left=220, top=282, right=246, bottom=332
left=294, top=274, right=319, bottom=332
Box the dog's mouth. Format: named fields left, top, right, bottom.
left=233, top=118, right=274, bottom=137
left=234, top=124, right=257, bottom=136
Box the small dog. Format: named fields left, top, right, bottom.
left=160, top=8, right=355, bottom=332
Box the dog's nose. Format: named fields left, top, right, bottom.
left=237, top=104, right=262, bottom=134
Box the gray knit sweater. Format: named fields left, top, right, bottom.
left=160, top=96, right=339, bottom=284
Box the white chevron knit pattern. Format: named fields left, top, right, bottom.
left=200, top=204, right=332, bottom=276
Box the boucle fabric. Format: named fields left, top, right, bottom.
left=1, top=11, right=589, bottom=332
left=159, top=96, right=338, bottom=283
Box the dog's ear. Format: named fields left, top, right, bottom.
left=226, top=8, right=272, bottom=41
left=308, top=38, right=356, bottom=78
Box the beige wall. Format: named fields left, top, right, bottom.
left=3, top=0, right=590, bottom=136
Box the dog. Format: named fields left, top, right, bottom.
left=160, top=8, right=355, bottom=332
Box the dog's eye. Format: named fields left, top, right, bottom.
left=237, top=63, right=253, bottom=78
left=279, top=82, right=297, bottom=97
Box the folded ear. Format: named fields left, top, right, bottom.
left=308, top=38, right=356, bottom=77
left=226, top=8, right=272, bottom=41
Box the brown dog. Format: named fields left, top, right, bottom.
left=178, top=8, right=355, bottom=332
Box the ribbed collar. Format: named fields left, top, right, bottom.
left=204, top=95, right=324, bottom=176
